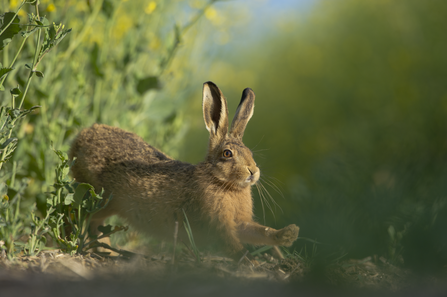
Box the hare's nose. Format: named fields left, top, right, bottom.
left=247, top=166, right=260, bottom=181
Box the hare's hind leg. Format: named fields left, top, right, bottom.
left=237, top=222, right=299, bottom=247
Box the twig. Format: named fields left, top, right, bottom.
left=90, top=242, right=144, bottom=259
left=272, top=246, right=285, bottom=259
left=237, top=250, right=250, bottom=266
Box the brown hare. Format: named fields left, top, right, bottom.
left=69, top=81, right=299, bottom=258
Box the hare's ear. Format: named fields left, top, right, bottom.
left=230, top=88, right=255, bottom=139
left=203, top=82, right=228, bottom=142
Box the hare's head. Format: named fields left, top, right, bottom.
left=202, top=82, right=260, bottom=189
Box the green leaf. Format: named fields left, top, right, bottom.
left=8, top=105, right=40, bottom=120
left=51, top=142, right=68, bottom=161
left=25, top=64, right=31, bottom=69
left=10, top=86, right=21, bottom=96
left=38, top=23, right=72, bottom=62
left=97, top=224, right=113, bottom=234
left=73, top=183, right=92, bottom=209
left=34, top=70, right=44, bottom=78
left=64, top=193, right=74, bottom=205
left=21, top=26, right=38, bottom=38
left=136, top=76, right=159, bottom=95
left=0, top=138, right=18, bottom=151
left=0, top=67, right=14, bottom=91
left=38, top=16, right=50, bottom=27
left=0, top=12, right=22, bottom=50
left=0, top=67, right=14, bottom=81
left=8, top=108, right=20, bottom=119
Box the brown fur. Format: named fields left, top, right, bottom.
left=69, top=82, right=299, bottom=257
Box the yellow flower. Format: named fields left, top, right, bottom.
left=24, top=123, right=34, bottom=135
left=46, top=3, right=56, bottom=12
left=9, top=0, right=19, bottom=9
left=145, top=1, right=157, bottom=14
left=112, top=14, right=133, bottom=41
left=18, top=9, right=26, bottom=17
left=205, top=7, right=217, bottom=20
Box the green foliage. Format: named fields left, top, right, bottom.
left=47, top=146, right=125, bottom=255
left=0, top=177, right=29, bottom=258
left=0, top=12, right=22, bottom=51
left=22, top=206, right=51, bottom=256
left=0, top=104, right=40, bottom=167
left=0, top=1, right=69, bottom=258
left=1, top=0, right=215, bottom=210
left=185, top=0, right=447, bottom=270
left=0, top=0, right=217, bottom=258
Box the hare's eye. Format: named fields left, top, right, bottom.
left=222, top=149, right=233, bottom=158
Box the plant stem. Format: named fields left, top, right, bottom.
left=0, top=0, right=27, bottom=37
left=0, top=35, right=30, bottom=89
left=10, top=161, right=17, bottom=187
left=0, top=3, right=41, bottom=172
left=19, top=2, right=42, bottom=110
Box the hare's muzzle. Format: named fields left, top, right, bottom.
left=246, top=167, right=260, bottom=185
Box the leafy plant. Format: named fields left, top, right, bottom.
left=0, top=0, right=221, bottom=259
left=0, top=177, right=29, bottom=258
left=0, top=0, right=71, bottom=257
left=22, top=207, right=52, bottom=256
left=46, top=145, right=123, bottom=255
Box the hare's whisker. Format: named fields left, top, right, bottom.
left=259, top=182, right=275, bottom=217
left=255, top=183, right=267, bottom=224
left=260, top=175, right=284, bottom=198
left=259, top=178, right=283, bottom=215
left=250, top=135, right=265, bottom=151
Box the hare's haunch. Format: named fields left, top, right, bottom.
left=69, top=81, right=299, bottom=256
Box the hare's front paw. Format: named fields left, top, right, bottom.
left=275, top=224, right=299, bottom=246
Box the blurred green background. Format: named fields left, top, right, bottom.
left=181, top=0, right=447, bottom=272
left=2, top=0, right=447, bottom=272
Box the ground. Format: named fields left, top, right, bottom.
left=1, top=246, right=446, bottom=297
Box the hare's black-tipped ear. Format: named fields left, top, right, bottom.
left=230, top=88, right=255, bottom=139
left=203, top=81, right=229, bottom=141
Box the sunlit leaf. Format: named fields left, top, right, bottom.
left=73, top=183, right=93, bottom=209
left=0, top=12, right=21, bottom=50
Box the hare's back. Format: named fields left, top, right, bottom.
left=69, top=124, right=171, bottom=185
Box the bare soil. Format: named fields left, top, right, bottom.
left=1, top=248, right=446, bottom=297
